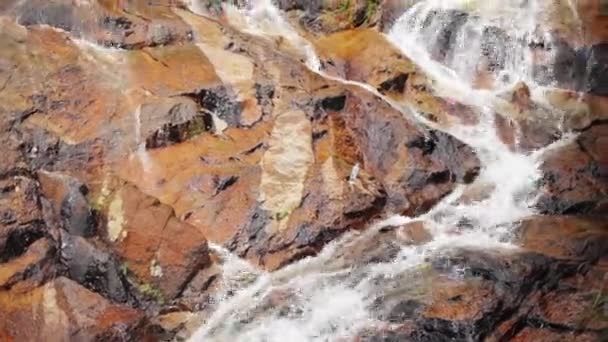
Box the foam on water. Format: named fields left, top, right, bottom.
left=132, top=105, right=152, bottom=173
left=187, top=1, right=584, bottom=340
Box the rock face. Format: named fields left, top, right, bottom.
left=537, top=122, right=608, bottom=215
left=11, top=0, right=193, bottom=49
left=0, top=0, right=605, bottom=340
left=352, top=216, right=608, bottom=342
left=0, top=277, right=143, bottom=341
left=0, top=0, right=480, bottom=337
left=100, top=182, right=211, bottom=301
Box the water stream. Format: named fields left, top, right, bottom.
left=187, top=0, right=584, bottom=341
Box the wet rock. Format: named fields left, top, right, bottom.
left=279, top=0, right=383, bottom=33
left=0, top=238, right=55, bottom=290
left=100, top=182, right=211, bottom=301
left=116, top=15, right=479, bottom=271
left=480, top=26, right=511, bottom=72
left=0, top=277, right=143, bottom=341
left=315, top=29, right=416, bottom=90
left=578, top=0, right=608, bottom=45
left=313, top=28, right=479, bottom=128
left=13, top=0, right=193, bottom=49
left=422, top=9, right=469, bottom=62
left=141, top=96, right=206, bottom=149
left=179, top=259, right=222, bottom=311
left=0, top=176, right=45, bottom=262
left=506, top=328, right=599, bottom=342
left=359, top=214, right=608, bottom=341
left=493, top=82, right=567, bottom=151
left=329, top=228, right=403, bottom=270
left=379, top=0, right=419, bottom=31
left=517, top=215, right=608, bottom=261
left=16, top=0, right=76, bottom=32
left=144, top=311, right=196, bottom=341
left=584, top=43, right=608, bottom=96
left=396, top=221, right=433, bottom=245
left=537, top=122, right=608, bottom=215
left=189, top=86, right=244, bottom=128
left=38, top=170, right=93, bottom=237
left=60, top=233, right=128, bottom=303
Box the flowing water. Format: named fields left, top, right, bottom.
left=185, top=0, right=585, bottom=341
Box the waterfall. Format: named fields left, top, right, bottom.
left=187, top=1, right=585, bottom=341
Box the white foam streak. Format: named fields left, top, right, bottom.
left=131, top=106, right=152, bottom=173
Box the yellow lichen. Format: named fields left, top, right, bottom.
left=107, top=193, right=127, bottom=243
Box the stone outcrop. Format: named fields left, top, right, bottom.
left=353, top=216, right=608, bottom=341
left=0, top=277, right=144, bottom=341
left=537, top=122, right=608, bottom=215
left=0, top=0, right=605, bottom=340
left=99, top=181, right=211, bottom=302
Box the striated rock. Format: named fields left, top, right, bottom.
left=111, top=12, right=480, bottom=271
left=313, top=28, right=480, bottom=128
left=100, top=182, right=211, bottom=301
left=537, top=122, right=608, bottom=215
left=140, top=96, right=204, bottom=149
left=277, top=0, right=385, bottom=34
left=0, top=277, right=143, bottom=341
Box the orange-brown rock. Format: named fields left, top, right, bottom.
left=0, top=238, right=55, bottom=291
left=518, top=215, right=608, bottom=260
left=0, top=176, right=45, bottom=263
left=0, top=277, right=143, bottom=341
left=99, top=182, right=211, bottom=301
left=537, top=122, right=608, bottom=215
left=11, top=0, right=193, bottom=49
left=313, top=28, right=479, bottom=128
left=110, top=13, right=480, bottom=271
left=396, top=221, right=433, bottom=245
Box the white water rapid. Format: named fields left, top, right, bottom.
left=188, top=1, right=584, bottom=341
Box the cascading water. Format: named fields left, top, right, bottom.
left=390, top=0, right=581, bottom=90
left=188, top=1, right=585, bottom=340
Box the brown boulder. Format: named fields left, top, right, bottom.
left=0, top=277, right=143, bottom=341
left=100, top=182, right=211, bottom=301
left=396, top=221, right=433, bottom=245
left=537, top=122, right=608, bottom=215
left=517, top=215, right=608, bottom=260
left=12, top=0, right=193, bottom=49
